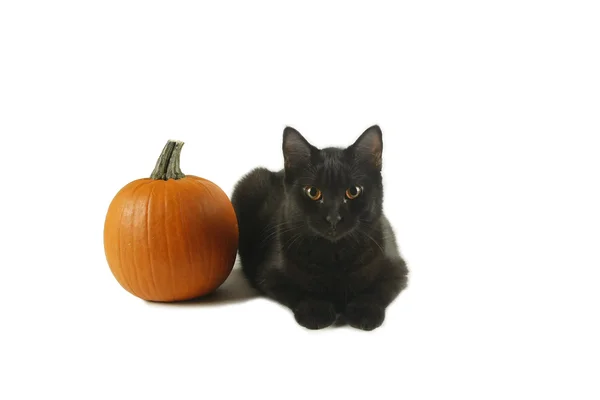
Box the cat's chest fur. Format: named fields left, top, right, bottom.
left=289, top=237, right=375, bottom=268
left=278, top=234, right=381, bottom=300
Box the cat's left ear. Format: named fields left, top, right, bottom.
left=350, top=125, right=383, bottom=169
left=282, top=126, right=315, bottom=169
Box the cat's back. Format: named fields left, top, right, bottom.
left=231, top=167, right=285, bottom=283
left=231, top=167, right=284, bottom=214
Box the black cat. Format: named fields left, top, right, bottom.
left=231, top=125, right=409, bottom=330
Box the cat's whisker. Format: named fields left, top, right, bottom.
left=261, top=225, right=301, bottom=237
left=259, top=219, right=304, bottom=236
left=283, top=232, right=304, bottom=251
left=259, top=217, right=308, bottom=246
left=260, top=225, right=303, bottom=246
left=260, top=215, right=304, bottom=229
left=348, top=232, right=362, bottom=247
left=356, top=229, right=385, bottom=254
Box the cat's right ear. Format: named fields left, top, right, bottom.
left=283, top=126, right=313, bottom=169
left=349, top=124, right=383, bottom=170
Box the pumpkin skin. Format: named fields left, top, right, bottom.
left=103, top=141, right=238, bottom=302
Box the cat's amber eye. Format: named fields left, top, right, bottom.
left=304, top=186, right=322, bottom=201
left=345, top=185, right=362, bottom=199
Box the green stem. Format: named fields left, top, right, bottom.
left=150, top=140, right=186, bottom=180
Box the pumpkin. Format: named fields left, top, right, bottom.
left=103, top=140, right=239, bottom=302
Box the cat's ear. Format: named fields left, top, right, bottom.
left=350, top=124, right=383, bottom=169
left=283, top=126, right=314, bottom=169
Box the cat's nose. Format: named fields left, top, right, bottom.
left=326, top=214, right=342, bottom=228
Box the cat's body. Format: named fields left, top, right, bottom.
left=231, top=125, right=408, bottom=330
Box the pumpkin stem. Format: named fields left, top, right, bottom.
left=150, top=140, right=186, bottom=180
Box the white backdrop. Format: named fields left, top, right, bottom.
left=1, top=1, right=599, bottom=399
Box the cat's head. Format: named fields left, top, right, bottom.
left=281, top=125, right=384, bottom=241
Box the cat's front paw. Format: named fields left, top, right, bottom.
left=345, top=302, right=385, bottom=331
left=293, top=299, right=337, bottom=330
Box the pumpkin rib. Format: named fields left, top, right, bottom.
left=187, top=178, right=212, bottom=294
left=146, top=184, right=158, bottom=297
left=131, top=185, right=140, bottom=299
left=184, top=179, right=205, bottom=294
left=190, top=176, right=236, bottom=293
left=117, top=184, right=138, bottom=297
left=184, top=179, right=206, bottom=294
left=138, top=182, right=157, bottom=300
left=132, top=180, right=155, bottom=299
left=164, top=183, right=176, bottom=301
left=115, top=192, right=135, bottom=295
left=128, top=182, right=148, bottom=300
left=177, top=185, right=194, bottom=297
left=191, top=179, right=215, bottom=294
left=172, top=181, right=192, bottom=298
left=203, top=183, right=214, bottom=294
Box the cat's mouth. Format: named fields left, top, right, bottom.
left=326, top=230, right=348, bottom=242
left=307, top=223, right=353, bottom=242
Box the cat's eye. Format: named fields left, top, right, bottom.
left=304, top=186, right=322, bottom=201
left=345, top=185, right=362, bottom=199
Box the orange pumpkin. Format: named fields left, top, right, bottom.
left=103, top=140, right=238, bottom=302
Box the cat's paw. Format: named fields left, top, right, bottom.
left=344, top=302, right=385, bottom=331
left=293, top=299, right=337, bottom=330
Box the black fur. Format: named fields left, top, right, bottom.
left=231, top=125, right=409, bottom=330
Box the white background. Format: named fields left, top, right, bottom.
left=1, top=1, right=599, bottom=399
